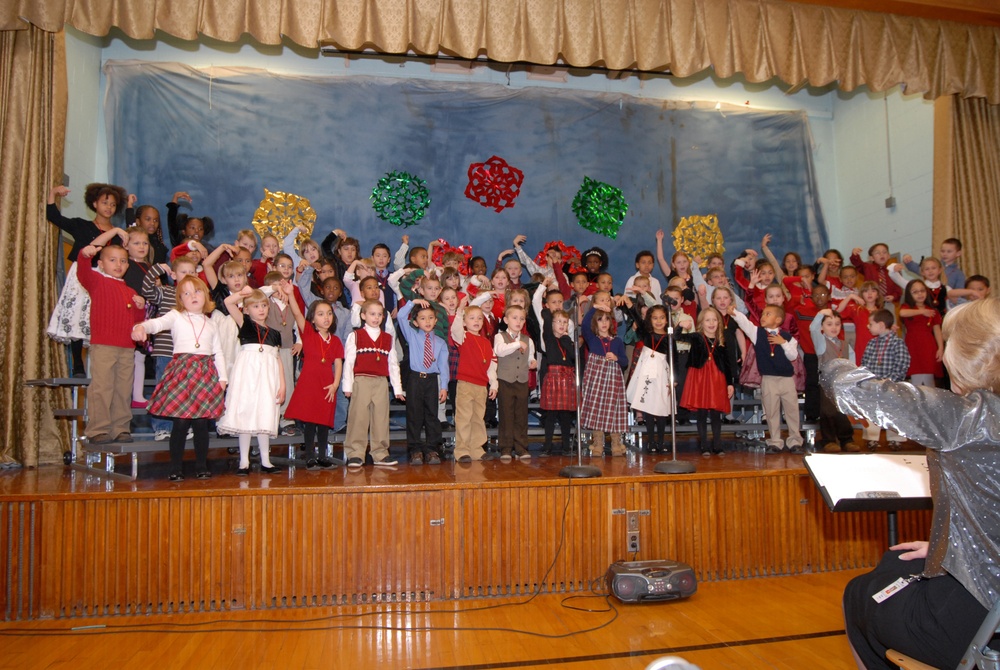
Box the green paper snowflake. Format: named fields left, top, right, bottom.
left=572, top=177, right=628, bottom=239
left=370, top=170, right=430, bottom=228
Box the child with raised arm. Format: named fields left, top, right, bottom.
left=77, top=235, right=147, bottom=444
left=730, top=303, right=802, bottom=453
left=217, top=287, right=285, bottom=474
left=676, top=307, right=736, bottom=456
left=46, top=183, right=129, bottom=376
left=342, top=300, right=405, bottom=468
left=539, top=308, right=576, bottom=456
left=165, top=191, right=214, bottom=250
left=850, top=242, right=901, bottom=303
left=279, top=282, right=343, bottom=470
left=451, top=300, right=499, bottom=462
left=397, top=299, right=449, bottom=465
left=494, top=305, right=537, bottom=462
left=132, top=276, right=227, bottom=480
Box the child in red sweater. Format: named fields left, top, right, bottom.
left=77, top=241, right=146, bottom=444
left=451, top=300, right=499, bottom=462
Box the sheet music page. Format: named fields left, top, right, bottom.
left=804, top=454, right=931, bottom=503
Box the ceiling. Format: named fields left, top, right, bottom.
left=793, top=0, right=1000, bottom=27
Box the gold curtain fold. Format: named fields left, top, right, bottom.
left=2, top=0, right=1000, bottom=103
left=0, top=25, right=69, bottom=466
left=933, top=95, right=1000, bottom=284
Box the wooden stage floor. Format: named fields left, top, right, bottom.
left=0, top=569, right=863, bottom=669
left=0, top=451, right=930, bottom=636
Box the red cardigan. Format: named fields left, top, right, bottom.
left=76, top=250, right=145, bottom=348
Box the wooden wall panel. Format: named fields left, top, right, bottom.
left=1, top=501, right=41, bottom=621
left=24, top=471, right=934, bottom=620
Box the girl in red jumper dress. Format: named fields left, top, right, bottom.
left=280, top=282, right=344, bottom=469
left=899, top=279, right=944, bottom=387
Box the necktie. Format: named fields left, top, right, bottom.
left=423, top=332, right=433, bottom=368
left=877, top=267, right=888, bottom=297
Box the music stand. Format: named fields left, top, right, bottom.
left=655, top=319, right=695, bottom=475
left=560, top=301, right=601, bottom=479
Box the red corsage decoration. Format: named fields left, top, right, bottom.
left=534, top=241, right=583, bottom=273
left=431, top=239, right=474, bottom=275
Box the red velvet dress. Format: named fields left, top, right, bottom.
left=284, top=326, right=344, bottom=427
left=903, top=310, right=943, bottom=377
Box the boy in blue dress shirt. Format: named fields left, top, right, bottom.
left=397, top=299, right=450, bottom=464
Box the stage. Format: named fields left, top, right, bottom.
left=0, top=450, right=932, bottom=622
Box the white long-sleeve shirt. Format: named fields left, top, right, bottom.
left=341, top=324, right=403, bottom=396
left=137, top=310, right=228, bottom=383
left=730, top=309, right=799, bottom=361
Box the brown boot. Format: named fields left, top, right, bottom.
left=610, top=433, right=625, bottom=457
left=589, top=431, right=605, bottom=458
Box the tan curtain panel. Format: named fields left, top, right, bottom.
left=933, top=95, right=1000, bottom=284
left=3, top=0, right=1000, bottom=103
left=0, top=26, right=69, bottom=466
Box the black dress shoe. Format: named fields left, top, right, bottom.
left=305, top=458, right=320, bottom=470
left=168, top=472, right=184, bottom=481
left=260, top=465, right=281, bottom=474
left=235, top=466, right=250, bottom=476
left=196, top=470, right=211, bottom=479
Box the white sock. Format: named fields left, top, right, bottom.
left=258, top=434, right=273, bottom=467
left=238, top=433, right=252, bottom=469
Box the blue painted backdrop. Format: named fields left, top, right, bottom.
left=105, top=61, right=828, bottom=279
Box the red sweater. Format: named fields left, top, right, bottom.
left=849, top=253, right=902, bottom=302
left=456, top=333, right=496, bottom=386
left=76, top=251, right=145, bottom=348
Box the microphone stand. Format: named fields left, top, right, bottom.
left=655, top=316, right=696, bottom=475
left=560, top=301, right=601, bottom=479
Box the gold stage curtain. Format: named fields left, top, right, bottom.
left=2, top=0, right=1000, bottom=103
left=934, top=95, right=1000, bottom=284
left=0, top=25, right=69, bottom=466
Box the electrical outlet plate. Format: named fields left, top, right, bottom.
left=627, top=532, right=640, bottom=553
left=626, top=510, right=640, bottom=531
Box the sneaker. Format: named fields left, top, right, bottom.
left=154, top=430, right=171, bottom=442
left=517, top=453, right=532, bottom=461
left=426, top=453, right=441, bottom=465
left=305, top=458, right=320, bottom=470
left=499, top=453, right=513, bottom=463
left=317, top=457, right=337, bottom=469
left=866, top=440, right=880, bottom=452
left=410, top=452, right=424, bottom=466
left=195, top=470, right=211, bottom=479
left=168, top=472, right=184, bottom=481
left=281, top=425, right=301, bottom=436
left=701, top=450, right=712, bottom=457
left=114, top=432, right=133, bottom=443
left=347, top=457, right=363, bottom=469
left=480, top=452, right=498, bottom=461
left=889, top=442, right=904, bottom=452
left=457, top=455, right=472, bottom=463
left=374, top=456, right=398, bottom=467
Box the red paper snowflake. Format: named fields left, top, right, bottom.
left=464, top=156, right=524, bottom=213
left=431, top=239, right=474, bottom=275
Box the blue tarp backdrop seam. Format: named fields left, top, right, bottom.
left=104, top=60, right=829, bottom=275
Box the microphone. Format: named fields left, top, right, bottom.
left=662, top=294, right=678, bottom=307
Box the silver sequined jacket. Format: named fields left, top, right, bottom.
left=822, top=358, right=1000, bottom=610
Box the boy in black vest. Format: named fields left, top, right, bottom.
left=730, top=304, right=803, bottom=452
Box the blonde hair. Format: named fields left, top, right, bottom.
left=696, top=306, right=724, bottom=344
left=125, top=225, right=153, bottom=265
left=221, top=260, right=247, bottom=278
left=237, top=229, right=257, bottom=243
left=173, top=276, right=215, bottom=314
left=242, top=289, right=269, bottom=309
left=942, top=298, right=1000, bottom=394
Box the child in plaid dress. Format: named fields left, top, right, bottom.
left=580, top=306, right=628, bottom=457
left=132, top=276, right=227, bottom=480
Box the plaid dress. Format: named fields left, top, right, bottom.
left=580, top=352, right=627, bottom=432
left=541, top=365, right=577, bottom=411
left=147, top=353, right=225, bottom=419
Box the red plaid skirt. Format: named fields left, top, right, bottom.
left=148, top=353, right=225, bottom=419
left=541, top=365, right=577, bottom=411
left=580, top=353, right=627, bottom=432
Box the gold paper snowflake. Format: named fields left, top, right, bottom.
left=252, top=188, right=316, bottom=249
left=672, top=215, right=725, bottom=267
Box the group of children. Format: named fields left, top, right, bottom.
left=47, top=182, right=992, bottom=476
